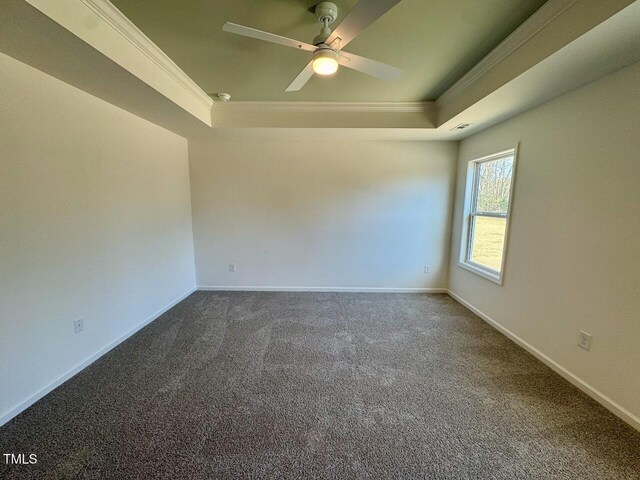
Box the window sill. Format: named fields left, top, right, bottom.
left=457, top=261, right=503, bottom=285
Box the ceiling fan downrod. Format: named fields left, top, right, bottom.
left=314, top=2, right=339, bottom=46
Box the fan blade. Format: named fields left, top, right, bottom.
left=339, top=52, right=403, bottom=82
left=327, top=0, right=402, bottom=49
left=223, top=22, right=317, bottom=52
left=285, top=61, right=315, bottom=92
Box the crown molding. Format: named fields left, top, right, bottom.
left=25, top=0, right=213, bottom=126
left=79, top=0, right=213, bottom=110
left=213, top=101, right=433, bottom=114
left=211, top=101, right=437, bottom=128
left=436, top=0, right=580, bottom=108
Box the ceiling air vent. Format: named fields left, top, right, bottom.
left=451, top=123, right=472, bottom=131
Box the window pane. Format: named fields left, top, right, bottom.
left=470, top=216, right=507, bottom=272
left=475, top=156, right=514, bottom=214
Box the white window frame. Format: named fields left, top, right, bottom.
left=458, top=145, right=518, bottom=285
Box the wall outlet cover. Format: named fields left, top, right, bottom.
left=228, top=263, right=236, bottom=272
left=73, top=318, right=84, bottom=334
left=578, top=330, right=592, bottom=351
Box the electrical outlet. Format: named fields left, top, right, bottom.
left=74, top=318, right=84, bottom=334
left=228, top=263, right=236, bottom=273
left=424, top=265, right=433, bottom=274
left=578, top=330, right=592, bottom=351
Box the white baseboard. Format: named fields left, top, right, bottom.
left=0, top=286, right=197, bottom=427
left=197, top=285, right=448, bottom=293
left=446, top=289, right=640, bottom=432
left=11, top=286, right=633, bottom=433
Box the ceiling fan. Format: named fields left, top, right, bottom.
left=222, top=1, right=404, bottom=92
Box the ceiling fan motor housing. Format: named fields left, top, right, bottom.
left=313, top=45, right=338, bottom=61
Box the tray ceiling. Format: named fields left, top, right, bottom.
left=108, top=0, right=546, bottom=102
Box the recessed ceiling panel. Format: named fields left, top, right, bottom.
left=110, top=0, right=547, bottom=102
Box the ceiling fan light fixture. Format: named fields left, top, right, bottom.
left=312, top=47, right=339, bottom=76
left=222, top=0, right=404, bottom=92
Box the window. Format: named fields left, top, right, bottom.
left=459, top=147, right=517, bottom=284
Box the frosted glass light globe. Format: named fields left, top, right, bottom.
left=312, top=48, right=339, bottom=75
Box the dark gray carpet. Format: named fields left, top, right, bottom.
left=1, top=292, right=639, bottom=479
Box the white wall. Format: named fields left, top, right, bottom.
left=0, top=53, right=196, bottom=424
left=190, top=137, right=458, bottom=291
left=448, top=61, right=640, bottom=428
